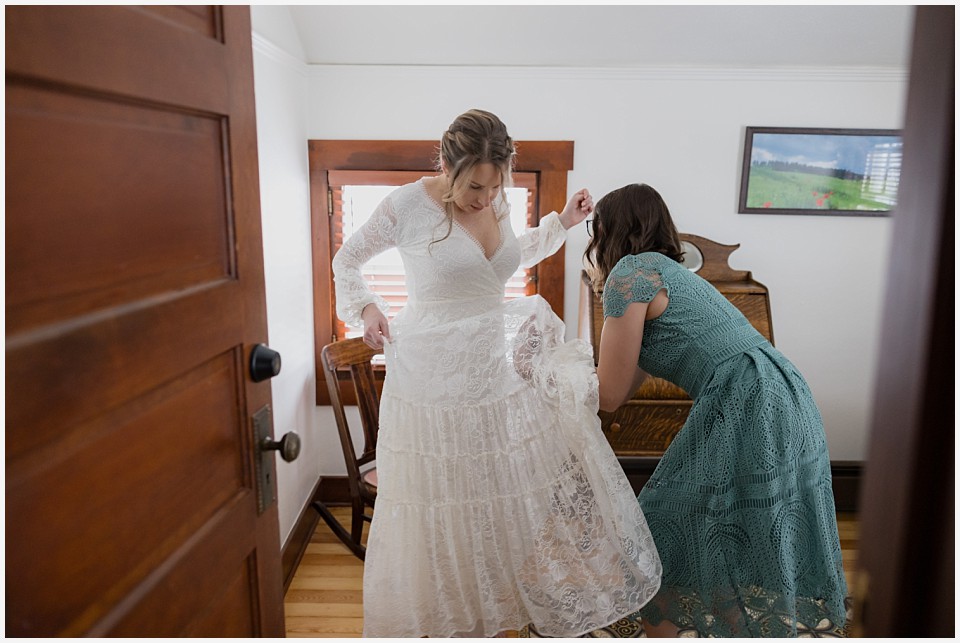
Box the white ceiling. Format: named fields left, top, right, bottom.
left=286, top=5, right=914, bottom=68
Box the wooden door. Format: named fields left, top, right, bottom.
left=855, top=5, right=954, bottom=637
left=6, top=6, right=286, bottom=636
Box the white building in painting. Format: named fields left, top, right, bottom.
left=861, top=141, right=902, bottom=206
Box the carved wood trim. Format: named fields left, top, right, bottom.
left=680, top=233, right=751, bottom=282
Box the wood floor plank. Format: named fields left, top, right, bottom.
left=299, top=553, right=364, bottom=567
left=285, top=588, right=364, bottom=604
left=285, top=616, right=364, bottom=634
left=285, top=602, right=365, bottom=617
left=306, top=543, right=357, bottom=555
left=289, top=576, right=363, bottom=591
left=294, top=565, right=364, bottom=579
left=287, top=634, right=361, bottom=639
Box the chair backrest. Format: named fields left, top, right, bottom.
left=320, top=338, right=383, bottom=481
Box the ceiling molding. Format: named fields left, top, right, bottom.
left=252, top=31, right=308, bottom=78
left=285, top=6, right=913, bottom=70
left=251, top=29, right=907, bottom=85
left=304, top=64, right=907, bottom=84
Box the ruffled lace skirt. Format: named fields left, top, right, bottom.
left=362, top=295, right=661, bottom=638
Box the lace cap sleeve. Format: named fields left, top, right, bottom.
left=602, top=254, right=667, bottom=318
left=331, top=193, right=398, bottom=328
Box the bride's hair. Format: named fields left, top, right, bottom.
left=432, top=110, right=516, bottom=245
left=584, top=183, right=685, bottom=293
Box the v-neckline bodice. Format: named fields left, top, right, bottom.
left=419, top=178, right=503, bottom=261
left=452, top=218, right=504, bottom=261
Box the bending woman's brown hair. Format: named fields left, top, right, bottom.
left=583, top=183, right=684, bottom=293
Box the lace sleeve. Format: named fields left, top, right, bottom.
left=331, top=195, right=398, bottom=328
left=602, top=254, right=666, bottom=318
left=517, top=211, right=566, bottom=268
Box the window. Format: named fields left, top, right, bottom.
left=309, top=140, right=574, bottom=405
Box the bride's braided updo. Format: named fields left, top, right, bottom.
left=437, top=109, right=516, bottom=223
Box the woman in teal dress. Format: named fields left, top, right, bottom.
left=584, top=183, right=847, bottom=637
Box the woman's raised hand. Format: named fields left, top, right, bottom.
left=558, top=188, right=594, bottom=229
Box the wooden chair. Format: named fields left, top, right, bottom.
left=313, top=337, right=382, bottom=560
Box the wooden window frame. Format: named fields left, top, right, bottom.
left=308, top=139, right=574, bottom=405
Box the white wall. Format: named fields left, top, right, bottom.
left=252, top=22, right=376, bottom=548
left=253, top=31, right=907, bottom=545
left=251, top=31, right=322, bottom=545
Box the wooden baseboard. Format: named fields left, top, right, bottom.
left=619, top=457, right=863, bottom=513
left=617, top=456, right=663, bottom=497
left=829, top=460, right=863, bottom=513
left=282, top=462, right=863, bottom=592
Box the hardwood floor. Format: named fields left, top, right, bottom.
left=285, top=506, right=366, bottom=638
left=284, top=507, right=861, bottom=637
left=837, top=511, right=860, bottom=592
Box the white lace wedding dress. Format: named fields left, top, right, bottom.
left=333, top=179, right=661, bottom=638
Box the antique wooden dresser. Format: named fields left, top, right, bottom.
left=578, top=233, right=774, bottom=459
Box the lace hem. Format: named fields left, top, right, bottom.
left=640, top=585, right=847, bottom=637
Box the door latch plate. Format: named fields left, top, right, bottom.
left=253, top=405, right=275, bottom=514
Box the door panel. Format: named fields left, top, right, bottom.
left=6, top=283, right=243, bottom=461
left=6, top=7, right=230, bottom=113
left=6, top=84, right=233, bottom=324
left=6, top=6, right=284, bottom=636
left=98, top=495, right=258, bottom=637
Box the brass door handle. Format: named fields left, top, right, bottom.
left=261, top=432, right=301, bottom=462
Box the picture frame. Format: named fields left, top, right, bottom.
left=738, top=126, right=902, bottom=217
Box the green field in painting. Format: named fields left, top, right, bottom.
left=745, top=166, right=892, bottom=211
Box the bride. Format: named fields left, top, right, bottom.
left=332, top=109, right=661, bottom=638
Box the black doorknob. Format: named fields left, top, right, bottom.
left=250, top=344, right=281, bottom=382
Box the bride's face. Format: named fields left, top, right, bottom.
left=452, top=163, right=502, bottom=214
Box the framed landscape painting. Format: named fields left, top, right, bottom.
left=738, top=127, right=902, bottom=216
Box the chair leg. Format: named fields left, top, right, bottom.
left=350, top=496, right=365, bottom=547
left=313, top=500, right=366, bottom=560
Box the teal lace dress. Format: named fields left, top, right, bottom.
left=603, top=253, right=847, bottom=637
